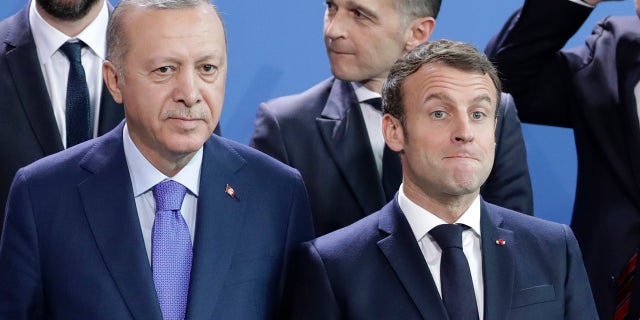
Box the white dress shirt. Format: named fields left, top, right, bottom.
left=29, top=0, right=109, bottom=148
left=122, top=124, right=202, bottom=264
left=351, top=82, right=385, bottom=177
left=398, top=185, right=485, bottom=319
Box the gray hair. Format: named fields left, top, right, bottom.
left=395, top=0, right=442, bottom=27
left=106, top=0, right=226, bottom=70
left=382, top=39, right=502, bottom=127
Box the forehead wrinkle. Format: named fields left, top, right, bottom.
left=423, top=92, right=453, bottom=105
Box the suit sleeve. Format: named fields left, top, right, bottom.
left=485, top=0, right=593, bottom=127
left=250, top=102, right=291, bottom=164
left=561, top=224, right=599, bottom=318
left=481, top=93, right=534, bottom=215
left=280, top=242, right=340, bottom=320
left=276, top=173, right=316, bottom=315
left=0, top=170, right=44, bottom=319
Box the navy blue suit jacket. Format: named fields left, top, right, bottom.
left=0, top=3, right=124, bottom=229
left=0, top=121, right=314, bottom=319
left=486, top=1, right=640, bottom=318
left=250, top=78, right=533, bottom=236
left=282, top=198, right=597, bottom=319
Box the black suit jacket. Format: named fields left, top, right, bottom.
left=486, top=1, right=640, bottom=318
left=251, top=78, right=533, bottom=236
left=282, top=198, right=597, bottom=319
left=0, top=3, right=124, bottom=230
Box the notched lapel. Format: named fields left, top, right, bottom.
left=316, top=79, right=386, bottom=215
left=186, top=137, right=247, bottom=319
left=376, top=202, right=449, bottom=319
left=5, top=8, right=63, bottom=155
left=480, top=202, right=516, bottom=320
left=78, top=127, right=163, bottom=320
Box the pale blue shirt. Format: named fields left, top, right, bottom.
left=398, top=185, right=484, bottom=319
left=122, top=124, right=202, bottom=264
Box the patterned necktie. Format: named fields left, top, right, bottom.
left=615, top=250, right=638, bottom=320
left=365, top=97, right=402, bottom=201
left=152, top=180, right=192, bottom=320
left=59, top=41, right=91, bottom=148
left=429, top=223, right=480, bottom=320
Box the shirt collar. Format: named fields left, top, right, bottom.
left=29, top=0, right=109, bottom=63
left=351, top=81, right=381, bottom=104
left=123, top=124, right=202, bottom=198
left=398, top=184, right=482, bottom=242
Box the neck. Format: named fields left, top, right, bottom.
left=360, top=78, right=385, bottom=94
left=36, top=0, right=103, bottom=37
left=402, top=183, right=478, bottom=224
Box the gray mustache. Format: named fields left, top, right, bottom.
left=163, top=109, right=209, bottom=120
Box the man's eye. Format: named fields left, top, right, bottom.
left=432, top=111, right=446, bottom=119
left=202, top=64, right=217, bottom=73
left=156, top=66, right=172, bottom=74
left=471, top=111, right=485, bottom=120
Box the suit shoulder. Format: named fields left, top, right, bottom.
left=310, top=210, right=382, bottom=257
left=215, top=135, right=303, bottom=179
left=259, top=78, right=335, bottom=118
left=486, top=202, right=570, bottom=239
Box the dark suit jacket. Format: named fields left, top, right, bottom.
left=0, top=3, right=125, bottom=231
left=485, top=1, right=640, bottom=318
left=250, top=78, right=533, bottom=236
left=0, top=121, right=314, bottom=319
left=282, top=198, right=597, bottom=319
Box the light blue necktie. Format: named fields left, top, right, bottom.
left=59, top=41, right=91, bottom=148
left=152, top=180, right=192, bottom=320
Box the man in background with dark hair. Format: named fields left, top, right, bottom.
left=0, top=0, right=124, bottom=229
left=251, top=0, right=533, bottom=237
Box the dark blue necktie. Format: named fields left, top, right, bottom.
left=152, top=180, right=192, bottom=320
left=365, top=98, right=402, bottom=201
left=59, top=41, right=91, bottom=148
left=429, top=223, right=479, bottom=320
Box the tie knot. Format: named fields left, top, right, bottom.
left=153, top=180, right=187, bottom=212
left=429, top=224, right=468, bottom=249
left=364, top=97, right=383, bottom=112
left=59, top=41, right=85, bottom=63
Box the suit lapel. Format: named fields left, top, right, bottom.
left=376, top=201, right=449, bottom=319
left=316, top=79, right=386, bottom=215
left=185, top=136, right=247, bottom=319
left=480, top=201, right=515, bottom=320
left=97, top=82, right=124, bottom=135
left=78, top=124, right=163, bottom=320
left=4, top=6, right=63, bottom=155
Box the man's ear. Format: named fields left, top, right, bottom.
left=103, top=60, right=123, bottom=104
left=382, top=114, right=405, bottom=153
left=404, top=16, right=436, bottom=52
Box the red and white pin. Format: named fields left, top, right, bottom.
left=225, top=184, right=236, bottom=198
left=495, top=239, right=506, bottom=246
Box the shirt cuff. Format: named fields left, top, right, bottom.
left=568, top=0, right=596, bottom=8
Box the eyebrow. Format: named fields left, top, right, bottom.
left=344, top=0, right=379, bottom=20
left=423, top=93, right=494, bottom=106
